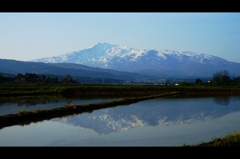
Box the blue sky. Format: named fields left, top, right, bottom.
left=1, top=12, right=240, bottom=63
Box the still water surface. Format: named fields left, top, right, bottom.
left=0, top=95, right=240, bottom=146
left=0, top=96, right=119, bottom=115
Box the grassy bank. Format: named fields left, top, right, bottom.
left=183, top=131, right=240, bottom=147
left=0, top=92, right=179, bottom=129
left=1, top=83, right=240, bottom=96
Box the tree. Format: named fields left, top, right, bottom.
left=0, top=74, right=4, bottom=83
left=221, top=70, right=230, bottom=83
left=67, top=77, right=72, bottom=83
left=66, top=74, right=71, bottom=78
left=52, top=76, right=58, bottom=83
left=25, top=73, right=30, bottom=82
left=195, top=78, right=203, bottom=84
left=61, top=74, right=72, bottom=83
left=44, top=76, right=50, bottom=83
left=212, top=70, right=230, bottom=85
left=17, top=73, right=23, bottom=78
left=232, top=76, right=240, bottom=86
left=213, top=72, right=221, bottom=84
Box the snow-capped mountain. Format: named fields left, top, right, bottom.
left=32, top=42, right=240, bottom=77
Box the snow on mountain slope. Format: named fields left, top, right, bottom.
left=32, top=42, right=225, bottom=65
left=32, top=42, right=240, bottom=77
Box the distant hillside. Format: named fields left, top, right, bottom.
left=0, top=59, right=159, bottom=84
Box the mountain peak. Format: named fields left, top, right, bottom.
left=95, top=42, right=115, bottom=46
left=31, top=43, right=240, bottom=77
left=97, top=42, right=110, bottom=45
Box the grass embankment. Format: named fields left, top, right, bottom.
left=0, top=92, right=179, bottom=129
left=0, top=82, right=78, bottom=96
left=183, top=131, right=240, bottom=147
left=1, top=83, right=240, bottom=96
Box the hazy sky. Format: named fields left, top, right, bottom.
left=1, top=12, right=240, bottom=63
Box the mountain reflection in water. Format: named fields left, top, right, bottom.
left=52, top=96, right=240, bottom=135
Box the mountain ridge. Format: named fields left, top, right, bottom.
left=0, top=58, right=160, bottom=83
left=32, top=42, right=240, bottom=77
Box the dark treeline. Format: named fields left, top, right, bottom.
left=1, top=70, right=240, bottom=86
left=195, top=70, right=240, bottom=86
left=167, top=70, right=240, bottom=87
left=0, top=73, right=79, bottom=84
